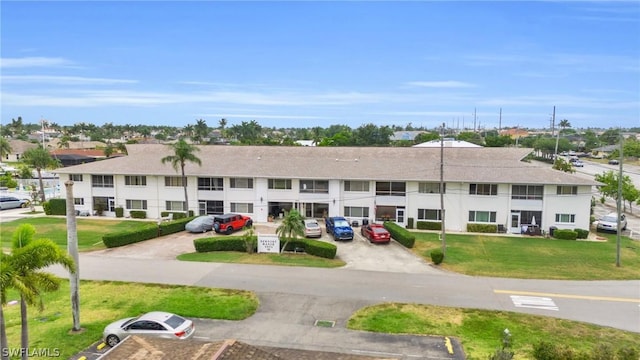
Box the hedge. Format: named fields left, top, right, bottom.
left=574, top=228, right=589, bottom=239
left=416, top=221, right=441, bottom=231
left=193, top=236, right=337, bottom=259
left=103, top=224, right=159, bottom=248
left=384, top=221, right=415, bottom=248
left=406, top=217, right=414, bottom=229
left=467, top=223, right=498, bottom=233
left=160, top=216, right=196, bottom=236
left=553, top=229, right=578, bottom=240
left=44, top=198, right=66, bottom=215
left=115, top=207, right=124, bottom=218
left=129, top=210, right=147, bottom=219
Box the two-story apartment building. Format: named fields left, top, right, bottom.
left=54, top=144, right=599, bottom=233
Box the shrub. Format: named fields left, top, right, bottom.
left=553, top=229, right=577, bottom=240
left=115, top=207, right=124, bottom=218
left=94, top=202, right=106, bottom=216
left=103, top=224, right=158, bottom=248
left=193, top=236, right=338, bottom=259
left=129, top=210, right=147, bottom=219
left=42, top=201, right=51, bottom=215
left=467, top=223, right=498, bottom=233
left=46, top=198, right=66, bottom=215
left=574, top=228, right=589, bottom=239
left=158, top=216, right=193, bottom=236
left=194, top=236, right=251, bottom=252
left=416, top=221, right=441, bottom=230
left=383, top=221, right=415, bottom=248
left=430, top=249, right=444, bottom=265
left=406, top=217, right=414, bottom=229
left=281, top=238, right=337, bottom=259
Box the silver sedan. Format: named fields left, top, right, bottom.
left=103, top=311, right=195, bottom=347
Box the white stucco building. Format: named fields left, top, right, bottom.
left=54, top=144, right=598, bottom=234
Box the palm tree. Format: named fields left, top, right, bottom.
left=219, top=118, right=227, bottom=139
left=0, top=138, right=11, bottom=160
left=1, top=224, right=74, bottom=360
left=161, top=140, right=201, bottom=214
left=276, top=209, right=305, bottom=254
left=554, top=119, right=572, bottom=156
left=21, top=147, right=59, bottom=203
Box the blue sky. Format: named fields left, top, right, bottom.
left=1, top=1, right=638, bottom=130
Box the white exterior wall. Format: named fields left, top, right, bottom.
left=341, top=180, right=375, bottom=223
left=543, top=185, right=592, bottom=231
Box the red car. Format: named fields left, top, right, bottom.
left=360, top=223, right=391, bottom=244
left=213, top=213, right=253, bottom=234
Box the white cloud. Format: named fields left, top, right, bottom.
left=2, top=75, right=138, bottom=85
left=405, top=81, right=477, bottom=88
left=0, top=57, right=73, bottom=68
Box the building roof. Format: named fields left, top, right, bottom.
left=98, top=336, right=395, bottom=360
left=413, top=139, right=481, bottom=148
left=7, top=139, right=38, bottom=154
left=54, top=144, right=599, bottom=186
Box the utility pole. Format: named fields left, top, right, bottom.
left=440, top=122, right=446, bottom=256
left=499, top=108, right=502, bottom=132
left=616, top=129, right=623, bottom=267
left=553, top=106, right=560, bottom=157
left=473, top=108, right=477, bottom=132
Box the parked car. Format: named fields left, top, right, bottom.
left=325, top=216, right=354, bottom=241
left=213, top=213, right=253, bottom=234
left=360, top=223, right=391, bottom=244
left=103, top=311, right=195, bottom=347
left=303, top=219, right=322, bottom=238
left=596, top=212, right=627, bottom=232
left=0, top=196, right=30, bottom=210
left=608, top=159, right=620, bottom=165
left=185, top=215, right=215, bottom=233
left=572, top=160, right=584, bottom=167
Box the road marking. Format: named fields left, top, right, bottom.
left=444, top=337, right=454, bottom=354
left=510, top=295, right=559, bottom=311
left=495, top=290, right=640, bottom=303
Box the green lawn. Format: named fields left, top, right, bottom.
left=0, top=217, right=156, bottom=251
left=411, top=231, right=640, bottom=280
left=348, top=303, right=640, bottom=360
left=2, top=281, right=259, bottom=360
left=178, top=251, right=346, bottom=268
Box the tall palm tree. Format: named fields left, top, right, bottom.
left=276, top=209, right=305, bottom=254
left=0, top=138, right=11, bottom=160
left=161, top=140, right=201, bottom=214
left=21, top=147, right=59, bottom=203
left=1, top=224, right=74, bottom=360
left=219, top=118, right=227, bottom=139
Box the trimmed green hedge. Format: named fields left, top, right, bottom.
left=103, top=224, right=159, bottom=248
left=130, top=210, right=147, bottom=219
left=193, top=236, right=337, bottom=259
left=406, top=217, right=414, bottom=229
left=416, top=221, right=441, bottom=230
left=430, top=249, right=444, bottom=265
left=575, top=228, right=589, bottom=239
left=115, top=207, right=124, bottom=218
left=384, top=221, right=415, bottom=248
left=467, top=223, right=498, bottom=233
left=160, top=216, right=195, bottom=236
left=553, top=229, right=578, bottom=240
left=44, top=198, right=66, bottom=215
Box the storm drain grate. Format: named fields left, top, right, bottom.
left=314, top=320, right=335, bottom=328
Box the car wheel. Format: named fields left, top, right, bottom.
left=246, top=220, right=253, bottom=228
left=106, top=334, right=120, bottom=347
left=226, top=226, right=233, bottom=235
left=21, top=202, right=28, bottom=208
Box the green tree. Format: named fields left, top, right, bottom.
left=552, top=158, right=575, bottom=173
left=599, top=128, right=621, bottom=145
left=193, top=119, right=209, bottom=144
left=1, top=224, right=74, bottom=360
left=484, top=135, right=513, bottom=147
left=276, top=209, right=305, bottom=254
left=595, top=171, right=639, bottom=213
left=161, top=140, right=201, bottom=213
left=583, top=130, right=600, bottom=152
left=0, top=137, right=11, bottom=159
left=21, top=147, right=59, bottom=203
left=414, top=132, right=440, bottom=144
left=456, top=131, right=484, bottom=145
left=104, top=143, right=114, bottom=158
left=352, top=123, right=393, bottom=146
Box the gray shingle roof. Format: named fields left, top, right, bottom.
left=54, top=144, right=598, bottom=186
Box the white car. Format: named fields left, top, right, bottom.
left=572, top=160, right=584, bottom=167
left=0, top=196, right=30, bottom=210
left=103, top=311, right=195, bottom=347
left=303, top=219, right=322, bottom=238
left=596, top=213, right=627, bottom=233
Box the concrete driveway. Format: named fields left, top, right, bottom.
left=89, top=221, right=442, bottom=274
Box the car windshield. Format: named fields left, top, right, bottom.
left=334, top=220, right=350, bottom=227
left=164, top=315, right=186, bottom=329
left=306, top=222, right=319, bottom=228
left=601, top=216, right=617, bottom=222
left=373, top=228, right=388, bottom=234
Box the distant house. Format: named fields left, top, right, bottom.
left=50, top=149, right=121, bottom=167
left=390, top=131, right=426, bottom=142
left=295, top=140, right=316, bottom=147
left=592, top=145, right=619, bottom=158
left=413, top=138, right=481, bottom=148
left=4, top=139, right=38, bottom=162
left=500, top=128, right=529, bottom=140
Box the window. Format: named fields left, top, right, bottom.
left=511, top=185, right=543, bottom=200
left=93, top=196, right=115, bottom=212
left=557, top=186, right=577, bottom=195
left=198, top=177, right=223, bottom=191
left=555, top=213, right=576, bottom=223
left=69, top=174, right=83, bottom=182
left=268, top=179, right=292, bottom=190
left=300, top=179, right=329, bottom=193
left=344, top=181, right=369, bottom=192
left=230, top=177, right=253, bottom=189
left=344, top=206, right=369, bottom=218
left=375, top=181, right=406, bottom=196
left=92, top=175, right=114, bottom=188
left=418, top=209, right=441, bottom=221
left=199, top=200, right=224, bottom=215
left=166, top=201, right=184, bottom=211
left=125, top=175, right=147, bottom=186
left=165, top=176, right=184, bottom=187
left=468, top=211, right=497, bottom=223
left=126, top=199, right=148, bottom=210
left=231, top=202, right=253, bottom=213
left=469, top=183, right=497, bottom=196
left=74, top=198, right=84, bottom=205
left=418, top=182, right=445, bottom=194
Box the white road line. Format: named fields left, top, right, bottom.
left=510, top=295, right=559, bottom=311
